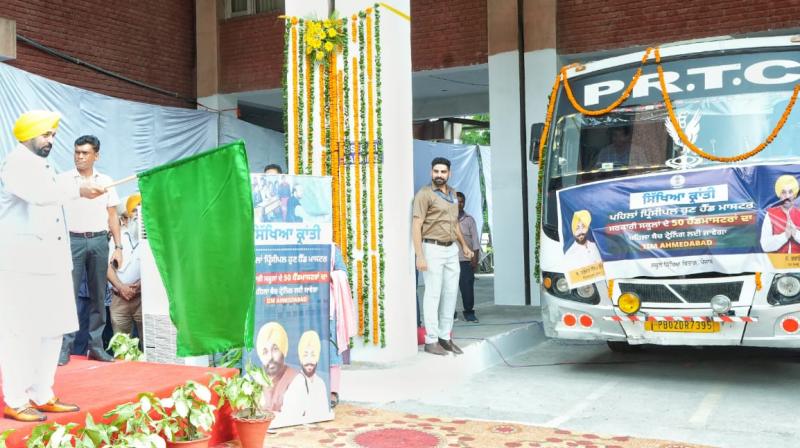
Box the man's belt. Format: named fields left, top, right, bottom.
left=69, top=230, right=108, bottom=238
left=423, top=238, right=453, bottom=247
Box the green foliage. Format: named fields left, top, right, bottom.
left=0, top=429, right=14, bottom=448
left=210, top=364, right=273, bottom=421
left=103, top=392, right=166, bottom=437
left=460, top=114, right=490, bottom=146
left=159, top=380, right=216, bottom=442
left=26, top=422, right=80, bottom=448
left=216, top=347, right=243, bottom=369
left=107, top=333, right=144, bottom=361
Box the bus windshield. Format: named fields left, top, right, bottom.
left=542, top=89, right=800, bottom=238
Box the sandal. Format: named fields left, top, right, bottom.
left=330, top=392, right=339, bottom=408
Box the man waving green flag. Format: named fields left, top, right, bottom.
left=138, top=141, right=255, bottom=356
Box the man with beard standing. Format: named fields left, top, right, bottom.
left=412, top=157, right=474, bottom=356
left=564, top=210, right=602, bottom=269
left=280, top=330, right=331, bottom=424
left=0, top=110, right=105, bottom=421
left=107, top=194, right=143, bottom=344
left=761, top=175, right=800, bottom=253
left=257, top=322, right=298, bottom=414
left=58, top=135, right=122, bottom=365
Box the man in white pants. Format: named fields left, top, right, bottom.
left=0, top=110, right=105, bottom=421
left=412, top=157, right=474, bottom=356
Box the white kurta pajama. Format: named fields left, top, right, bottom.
left=0, top=144, right=79, bottom=408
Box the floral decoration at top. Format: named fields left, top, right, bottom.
left=302, top=15, right=346, bottom=63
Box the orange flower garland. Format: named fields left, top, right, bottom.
left=305, top=54, right=313, bottom=174
left=319, top=62, right=327, bottom=175
left=655, top=47, right=800, bottom=163
left=329, top=53, right=341, bottom=247
left=338, top=70, right=348, bottom=260
left=755, top=272, right=762, bottom=291
left=607, top=279, right=614, bottom=299
left=366, top=9, right=379, bottom=345
left=291, top=24, right=300, bottom=174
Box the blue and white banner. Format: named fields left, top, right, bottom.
left=558, top=164, right=800, bottom=286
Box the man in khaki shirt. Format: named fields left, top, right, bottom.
left=412, top=157, right=473, bottom=356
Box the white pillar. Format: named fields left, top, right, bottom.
left=286, top=0, right=416, bottom=363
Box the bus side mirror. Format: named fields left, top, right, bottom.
left=529, top=122, right=544, bottom=164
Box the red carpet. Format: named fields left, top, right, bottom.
left=0, top=356, right=237, bottom=447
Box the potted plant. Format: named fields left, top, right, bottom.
left=210, top=364, right=273, bottom=448
left=104, top=392, right=168, bottom=447
left=108, top=332, right=145, bottom=361
left=0, top=429, right=14, bottom=448
left=158, top=380, right=216, bottom=448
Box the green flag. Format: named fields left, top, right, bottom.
left=139, top=141, right=255, bottom=356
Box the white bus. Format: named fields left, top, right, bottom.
left=537, top=35, right=800, bottom=351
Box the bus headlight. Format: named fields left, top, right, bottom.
left=618, top=292, right=641, bottom=314
left=555, top=277, right=569, bottom=294
left=769, top=274, right=800, bottom=305
left=776, top=275, right=800, bottom=297
left=710, top=295, right=731, bottom=314
left=576, top=284, right=596, bottom=299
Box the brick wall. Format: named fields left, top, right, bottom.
left=411, top=0, right=488, bottom=71
left=219, top=11, right=284, bottom=93
left=558, top=0, right=800, bottom=55
left=4, top=1, right=197, bottom=108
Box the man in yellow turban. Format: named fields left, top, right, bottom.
left=278, top=330, right=332, bottom=426
left=107, top=193, right=143, bottom=342
left=0, top=110, right=105, bottom=421
left=564, top=209, right=602, bottom=269
left=256, top=322, right=298, bottom=415
left=761, top=174, right=800, bottom=253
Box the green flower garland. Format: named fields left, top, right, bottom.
left=343, top=22, right=354, bottom=287
left=282, top=21, right=290, bottom=168
left=307, top=45, right=315, bottom=175
left=297, top=20, right=305, bottom=174
left=374, top=4, right=385, bottom=347
left=358, top=12, right=370, bottom=342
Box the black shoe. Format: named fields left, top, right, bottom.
left=464, top=313, right=479, bottom=323
left=58, top=350, right=70, bottom=366
left=87, top=349, right=114, bottom=362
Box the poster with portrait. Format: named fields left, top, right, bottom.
left=246, top=174, right=334, bottom=428
left=557, top=163, right=800, bottom=287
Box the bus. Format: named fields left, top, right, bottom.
left=537, top=35, right=800, bottom=351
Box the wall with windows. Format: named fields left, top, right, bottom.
left=3, top=1, right=197, bottom=108
left=557, top=0, right=800, bottom=55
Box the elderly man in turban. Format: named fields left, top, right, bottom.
left=0, top=110, right=105, bottom=421
left=564, top=210, right=602, bottom=269
left=278, top=330, right=332, bottom=426
left=256, top=322, right=298, bottom=415
left=107, top=193, right=143, bottom=343
left=761, top=175, right=800, bottom=253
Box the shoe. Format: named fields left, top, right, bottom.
left=3, top=405, right=46, bottom=422
left=330, top=392, right=339, bottom=408
left=438, top=338, right=464, bottom=355
left=32, top=397, right=79, bottom=413
left=464, top=313, right=479, bottom=323
left=87, top=349, right=114, bottom=362
left=423, top=342, right=448, bottom=356
left=454, top=312, right=459, bottom=321
left=58, top=349, right=70, bottom=366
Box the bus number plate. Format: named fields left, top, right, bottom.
left=644, top=321, right=720, bottom=333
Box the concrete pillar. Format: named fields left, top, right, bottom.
left=286, top=0, right=416, bottom=363
left=0, top=17, right=16, bottom=62
left=487, top=0, right=556, bottom=307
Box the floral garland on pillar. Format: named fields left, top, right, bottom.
left=295, top=19, right=304, bottom=174
left=374, top=4, right=386, bottom=347
left=358, top=12, right=371, bottom=342
left=282, top=21, right=290, bottom=168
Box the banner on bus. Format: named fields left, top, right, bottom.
left=557, top=164, right=800, bottom=287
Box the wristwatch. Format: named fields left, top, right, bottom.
left=115, top=245, right=123, bottom=250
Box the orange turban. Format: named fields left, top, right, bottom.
left=126, top=193, right=142, bottom=216
left=13, top=110, right=61, bottom=142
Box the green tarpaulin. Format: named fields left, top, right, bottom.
left=139, top=141, right=255, bottom=356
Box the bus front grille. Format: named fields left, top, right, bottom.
left=618, top=281, right=744, bottom=305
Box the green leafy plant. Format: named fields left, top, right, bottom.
left=215, top=347, right=243, bottom=369
left=104, top=392, right=166, bottom=437
left=210, top=364, right=273, bottom=421
left=26, top=422, right=80, bottom=448
left=107, top=333, right=144, bottom=361
left=0, top=429, right=14, bottom=448
left=159, top=380, right=216, bottom=442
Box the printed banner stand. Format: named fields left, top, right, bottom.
left=246, top=174, right=334, bottom=428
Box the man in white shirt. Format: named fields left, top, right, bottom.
left=58, top=135, right=122, bottom=365
left=564, top=210, right=602, bottom=269
left=107, top=194, right=142, bottom=343
left=0, top=110, right=105, bottom=421
left=761, top=175, right=800, bottom=253
left=278, top=330, right=331, bottom=426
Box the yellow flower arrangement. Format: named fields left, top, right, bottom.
left=297, top=14, right=345, bottom=65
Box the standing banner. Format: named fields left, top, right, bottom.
left=246, top=174, right=334, bottom=428
left=558, top=164, right=800, bottom=287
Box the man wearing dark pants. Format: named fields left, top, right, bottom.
left=456, top=192, right=480, bottom=323
left=58, top=135, right=122, bottom=365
